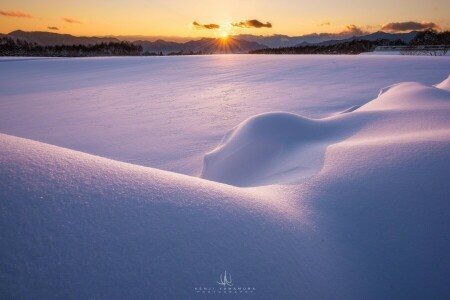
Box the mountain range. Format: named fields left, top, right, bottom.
left=309, top=31, right=418, bottom=46
left=136, top=37, right=266, bottom=54
left=2, top=30, right=419, bottom=54
left=231, top=31, right=417, bottom=47
left=7, top=30, right=120, bottom=46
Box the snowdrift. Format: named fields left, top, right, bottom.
left=435, top=74, right=450, bottom=91
left=201, top=112, right=360, bottom=187
left=0, top=133, right=301, bottom=299
left=202, top=79, right=450, bottom=187
left=1, top=75, right=450, bottom=299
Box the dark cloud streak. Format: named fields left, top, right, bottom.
left=0, top=10, right=32, bottom=18
left=381, top=21, right=439, bottom=32
left=62, top=17, right=82, bottom=24
left=232, top=19, right=272, bottom=28
left=192, top=19, right=272, bottom=30
left=48, top=26, right=59, bottom=30
left=193, top=21, right=220, bottom=29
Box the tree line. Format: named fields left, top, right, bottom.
left=0, top=37, right=144, bottom=56
left=250, top=39, right=404, bottom=55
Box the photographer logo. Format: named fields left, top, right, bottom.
left=194, top=271, right=256, bottom=295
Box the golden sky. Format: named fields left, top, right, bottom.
left=0, top=0, right=449, bottom=37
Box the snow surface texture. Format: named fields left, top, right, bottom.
left=360, top=51, right=450, bottom=56
left=1, top=57, right=450, bottom=299
left=1, top=55, right=449, bottom=176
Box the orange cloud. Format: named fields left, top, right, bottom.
left=62, top=17, right=82, bottom=24
left=0, top=10, right=32, bottom=18
left=340, top=24, right=367, bottom=35
left=48, top=26, right=59, bottom=30
left=193, top=21, right=220, bottom=29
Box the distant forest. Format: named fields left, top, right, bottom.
left=250, top=39, right=404, bottom=55
left=0, top=39, right=145, bottom=57
left=250, top=30, right=450, bottom=55
left=0, top=37, right=205, bottom=56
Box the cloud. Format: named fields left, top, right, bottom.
left=193, top=21, right=220, bottom=29
left=0, top=10, right=32, bottom=18
left=232, top=19, right=272, bottom=28
left=192, top=19, right=272, bottom=30
left=48, top=26, right=59, bottom=30
left=305, top=24, right=368, bottom=40
left=319, top=22, right=331, bottom=26
left=381, top=21, right=439, bottom=32
left=340, top=24, right=367, bottom=35
left=62, top=17, right=82, bottom=24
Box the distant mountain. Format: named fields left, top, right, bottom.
left=2, top=29, right=419, bottom=54
left=183, top=37, right=266, bottom=54
left=4, top=30, right=266, bottom=54
left=7, top=30, right=120, bottom=46
left=237, top=31, right=419, bottom=48
left=103, top=35, right=197, bottom=43
left=236, top=33, right=359, bottom=48
left=312, top=31, right=418, bottom=46
left=135, top=37, right=267, bottom=54
left=134, top=40, right=185, bottom=54
left=360, top=31, right=418, bottom=42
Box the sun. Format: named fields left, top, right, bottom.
left=218, top=22, right=234, bottom=40
left=220, top=32, right=230, bottom=39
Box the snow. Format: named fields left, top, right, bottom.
left=360, top=50, right=402, bottom=55
left=1, top=55, right=450, bottom=299
left=202, top=112, right=338, bottom=187
left=201, top=80, right=450, bottom=187
left=360, top=51, right=450, bottom=56
left=435, top=74, right=450, bottom=91
left=1, top=55, right=449, bottom=176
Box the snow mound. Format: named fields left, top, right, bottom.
left=201, top=112, right=354, bottom=187
left=0, top=132, right=304, bottom=299
left=202, top=77, right=450, bottom=187
left=435, top=74, right=450, bottom=91
left=378, top=83, right=403, bottom=96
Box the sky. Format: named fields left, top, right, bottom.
left=0, top=0, right=449, bottom=37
